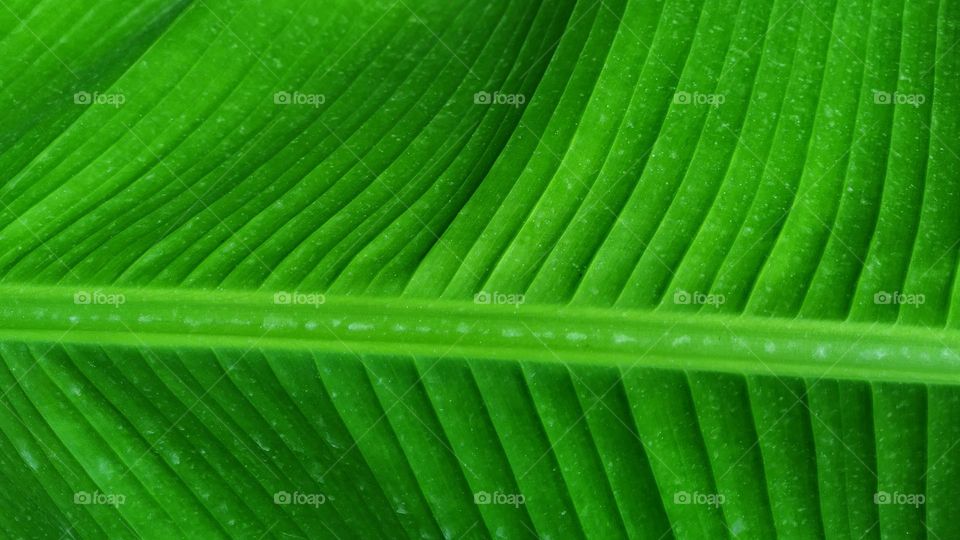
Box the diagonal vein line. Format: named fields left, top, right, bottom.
left=923, top=36, right=960, bottom=76
left=714, top=119, right=878, bottom=280
left=387, top=391, right=483, bottom=481
left=395, top=0, right=482, bottom=81
left=0, top=326, right=78, bottom=402
left=500, top=121, right=655, bottom=290
left=316, top=119, right=487, bottom=284
left=718, top=0, right=803, bottom=81
left=321, top=118, right=483, bottom=287
left=147, top=113, right=288, bottom=245
left=315, top=320, right=475, bottom=481
left=118, top=121, right=277, bottom=276
left=194, top=0, right=282, bottom=81
left=314, top=1, right=401, bottom=84
left=514, top=122, right=678, bottom=284
left=513, top=0, right=604, bottom=83
left=0, top=0, right=82, bottom=80
left=515, top=320, right=682, bottom=481
left=117, top=328, right=273, bottom=480
left=716, top=320, right=880, bottom=482
left=796, top=0, right=866, bottom=67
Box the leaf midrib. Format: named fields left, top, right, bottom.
left=1, top=284, right=957, bottom=385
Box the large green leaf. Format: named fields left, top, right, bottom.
left=1, top=0, right=958, bottom=538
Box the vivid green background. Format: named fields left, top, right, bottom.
left=0, top=0, right=958, bottom=537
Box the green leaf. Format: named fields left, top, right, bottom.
left=1, top=0, right=959, bottom=538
